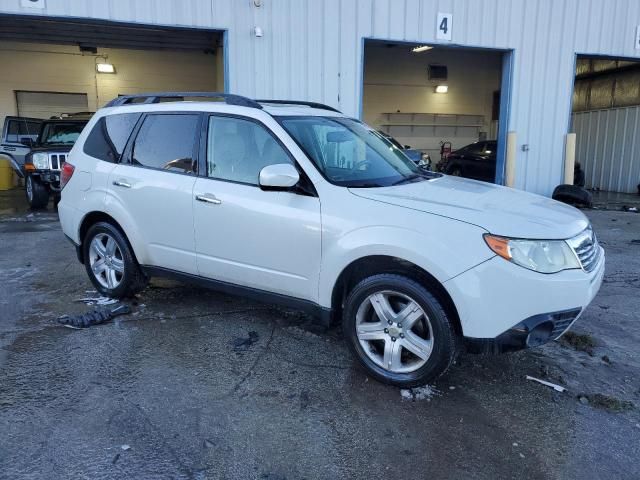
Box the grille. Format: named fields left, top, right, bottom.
left=567, top=226, right=601, bottom=273
left=49, top=153, right=67, bottom=170
left=551, top=308, right=581, bottom=339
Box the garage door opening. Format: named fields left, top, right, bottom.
left=361, top=40, right=511, bottom=184
left=570, top=55, right=640, bottom=198
left=0, top=15, right=225, bottom=127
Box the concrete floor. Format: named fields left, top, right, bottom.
left=0, top=188, right=639, bottom=479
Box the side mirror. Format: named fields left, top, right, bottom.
left=404, top=145, right=412, bottom=149
left=259, top=163, right=300, bottom=190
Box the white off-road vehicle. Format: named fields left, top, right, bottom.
left=59, top=93, right=604, bottom=387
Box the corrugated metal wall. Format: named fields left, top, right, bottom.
left=1, top=0, right=639, bottom=195
left=572, top=107, right=640, bottom=194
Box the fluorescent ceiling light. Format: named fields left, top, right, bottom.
left=96, top=63, right=116, bottom=74
left=435, top=85, right=448, bottom=93
left=412, top=45, right=433, bottom=53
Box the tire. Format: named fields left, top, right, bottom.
left=552, top=184, right=593, bottom=208
left=83, top=221, right=147, bottom=298
left=25, top=176, right=49, bottom=209
left=343, top=274, right=458, bottom=387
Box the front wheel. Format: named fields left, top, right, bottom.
left=83, top=222, right=147, bottom=298
left=25, top=176, right=49, bottom=209
left=343, top=274, right=458, bottom=387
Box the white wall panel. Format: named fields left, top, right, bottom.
left=1, top=0, right=639, bottom=195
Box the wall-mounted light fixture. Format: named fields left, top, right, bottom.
left=96, top=63, right=116, bottom=74
left=412, top=45, right=433, bottom=53
left=434, top=85, right=448, bottom=93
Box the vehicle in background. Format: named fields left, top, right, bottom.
left=24, top=113, right=91, bottom=208
left=438, top=140, right=497, bottom=182
left=0, top=116, right=43, bottom=177
left=377, top=130, right=432, bottom=170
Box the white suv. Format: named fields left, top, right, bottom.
left=58, top=93, right=605, bottom=387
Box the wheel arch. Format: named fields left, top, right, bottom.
left=78, top=211, right=139, bottom=264
left=329, top=255, right=462, bottom=336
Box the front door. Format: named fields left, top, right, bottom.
left=193, top=114, right=322, bottom=302
left=106, top=112, right=201, bottom=274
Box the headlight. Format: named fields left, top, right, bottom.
left=31, top=153, right=49, bottom=170
left=484, top=234, right=581, bottom=273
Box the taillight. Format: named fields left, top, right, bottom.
left=60, top=162, right=75, bottom=190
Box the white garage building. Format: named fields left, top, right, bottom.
left=1, top=0, right=639, bottom=196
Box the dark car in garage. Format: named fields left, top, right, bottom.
left=439, top=140, right=497, bottom=182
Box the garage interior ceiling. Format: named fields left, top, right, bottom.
left=0, top=15, right=221, bottom=51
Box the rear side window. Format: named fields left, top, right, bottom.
left=131, top=114, right=199, bottom=174
left=83, top=113, right=141, bottom=162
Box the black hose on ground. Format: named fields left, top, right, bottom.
left=57, top=304, right=131, bottom=328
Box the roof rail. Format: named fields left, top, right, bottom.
left=256, top=99, right=341, bottom=113
left=105, top=92, right=263, bottom=109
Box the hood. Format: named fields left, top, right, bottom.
left=30, top=145, right=74, bottom=153
left=349, top=175, right=589, bottom=239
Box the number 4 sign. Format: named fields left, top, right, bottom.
left=437, top=13, right=453, bottom=41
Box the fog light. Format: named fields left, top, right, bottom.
left=526, top=322, right=554, bottom=347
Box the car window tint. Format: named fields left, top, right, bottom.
left=206, top=116, right=292, bottom=185
left=460, top=142, right=485, bottom=155
left=6, top=119, right=40, bottom=142
left=132, top=114, right=199, bottom=173
left=84, top=113, right=141, bottom=162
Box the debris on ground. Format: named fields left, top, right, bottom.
left=74, top=296, right=119, bottom=306
left=525, top=375, right=566, bottom=392
left=231, top=331, right=260, bottom=353
left=622, top=205, right=638, bottom=213
left=577, top=394, right=634, bottom=412
left=400, top=385, right=440, bottom=401
left=560, top=331, right=597, bottom=355
left=57, top=304, right=131, bottom=328
left=121, top=444, right=131, bottom=451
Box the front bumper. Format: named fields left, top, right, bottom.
left=29, top=170, right=60, bottom=189
left=444, top=248, right=605, bottom=350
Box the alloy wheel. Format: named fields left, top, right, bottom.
left=355, top=290, right=434, bottom=373
left=88, top=233, right=124, bottom=289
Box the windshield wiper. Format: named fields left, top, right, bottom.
left=391, top=174, right=424, bottom=186
left=349, top=182, right=383, bottom=188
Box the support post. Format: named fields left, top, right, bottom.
left=564, top=133, right=576, bottom=185
left=505, top=131, right=517, bottom=187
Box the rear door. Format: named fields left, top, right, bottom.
left=106, top=112, right=201, bottom=274
left=0, top=116, right=42, bottom=174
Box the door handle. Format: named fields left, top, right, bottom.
left=195, top=193, right=222, bottom=205
left=112, top=180, right=131, bottom=188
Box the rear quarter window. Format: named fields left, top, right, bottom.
left=83, top=113, right=141, bottom=162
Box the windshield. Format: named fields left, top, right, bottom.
left=39, top=122, right=86, bottom=145
left=279, top=116, right=432, bottom=187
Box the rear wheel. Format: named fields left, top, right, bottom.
left=343, top=274, right=458, bottom=387
left=83, top=222, right=147, bottom=298
left=25, top=176, right=49, bottom=209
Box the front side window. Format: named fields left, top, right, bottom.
left=206, top=116, right=293, bottom=185
left=83, top=113, right=141, bottom=162
left=131, top=114, right=199, bottom=174
left=279, top=116, right=432, bottom=187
